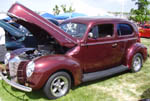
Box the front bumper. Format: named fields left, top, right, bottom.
left=0, top=71, right=32, bottom=92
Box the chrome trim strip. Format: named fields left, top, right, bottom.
left=7, top=13, right=27, bottom=22
left=0, top=72, right=32, bottom=92
left=81, top=37, right=137, bottom=46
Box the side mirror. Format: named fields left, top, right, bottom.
left=88, top=32, right=94, bottom=38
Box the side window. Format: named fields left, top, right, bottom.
left=143, top=25, right=150, bottom=29
left=117, top=23, right=133, bottom=36
left=89, top=24, right=114, bottom=39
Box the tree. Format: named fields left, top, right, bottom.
left=129, top=0, right=150, bottom=23
left=61, top=4, right=75, bottom=13
left=52, top=4, right=75, bottom=15
left=53, top=5, right=60, bottom=15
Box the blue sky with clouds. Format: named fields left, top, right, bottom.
left=0, top=0, right=137, bottom=15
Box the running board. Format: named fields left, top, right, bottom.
left=82, top=65, right=128, bottom=82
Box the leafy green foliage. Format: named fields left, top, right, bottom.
left=53, top=5, right=60, bottom=15
left=53, top=4, right=75, bottom=15
left=61, top=4, right=75, bottom=13
left=130, top=0, right=150, bottom=23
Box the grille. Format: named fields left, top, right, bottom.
left=17, top=61, right=28, bottom=84
left=9, top=56, right=21, bottom=82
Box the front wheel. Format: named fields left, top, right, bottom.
left=43, top=71, right=71, bottom=99
left=131, top=53, right=143, bottom=72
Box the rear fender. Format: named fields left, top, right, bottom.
left=124, top=43, right=147, bottom=69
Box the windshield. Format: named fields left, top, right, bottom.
left=60, top=22, right=87, bottom=38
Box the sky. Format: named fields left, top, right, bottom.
left=0, top=0, right=137, bottom=16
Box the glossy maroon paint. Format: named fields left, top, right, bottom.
left=27, top=55, right=82, bottom=89
left=125, top=43, right=147, bottom=68
left=7, top=3, right=147, bottom=90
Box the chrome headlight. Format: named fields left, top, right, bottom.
left=4, top=52, right=11, bottom=65
left=26, top=61, right=35, bottom=78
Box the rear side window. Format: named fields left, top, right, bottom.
left=117, top=24, right=133, bottom=36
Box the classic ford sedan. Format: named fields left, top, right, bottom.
left=0, top=3, right=148, bottom=99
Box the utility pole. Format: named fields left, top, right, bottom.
left=121, top=0, right=125, bottom=18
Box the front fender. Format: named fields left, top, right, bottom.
left=27, top=55, right=82, bottom=89
left=124, top=43, right=147, bottom=69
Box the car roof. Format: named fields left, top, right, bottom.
left=63, top=17, right=130, bottom=24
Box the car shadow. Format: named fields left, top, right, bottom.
left=1, top=80, right=48, bottom=100
left=1, top=80, right=28, bottom=101
left=25, top=90, right=48, bottom=100
left=1, top=70, right=129, bottom=100
left=72, top=70, right=129, bottom=90
left=141, top=88, right=150, bottom=100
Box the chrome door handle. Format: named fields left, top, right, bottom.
left=112, top=43, right=117, bottom=47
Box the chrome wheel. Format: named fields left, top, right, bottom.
left=50, top=76, right=69, bottom=97
left=131, top=53, right=143, bottom=72
left=133, top=56, right=141, bottom=71
left=43, top=72, right=71, bottom=99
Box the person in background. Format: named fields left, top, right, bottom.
left=0, top=27, right=7, bottom=62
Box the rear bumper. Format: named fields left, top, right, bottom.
left=0, top=71, right=32, bottom=92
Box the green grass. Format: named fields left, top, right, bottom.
left=0, top=38, right=150, bottom=101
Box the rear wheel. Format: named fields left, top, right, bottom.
left=131, top=53, right=143, bottom=72
left=43, top=71, right=71, bottom=99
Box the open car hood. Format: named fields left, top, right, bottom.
left=7, top=3, right=77, bottom=47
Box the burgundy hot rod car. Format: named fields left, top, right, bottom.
left=0, top=3, right=148, bottom=99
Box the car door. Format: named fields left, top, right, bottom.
left=82, top=23, right=124, bottom=73
left=117, top=23, right=137, bottom=64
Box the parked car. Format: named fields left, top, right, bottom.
left=0, top=17, right=59, bottom=50
left=139, top=24, right=150, bottom=38
left=0, top=3, right=148, bottom=99
left=0, top=20, right=26, bottom=49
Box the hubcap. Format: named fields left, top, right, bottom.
left=50, top=76, right=68, bottom=97
left=133, top=57, right=141, bottom=71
